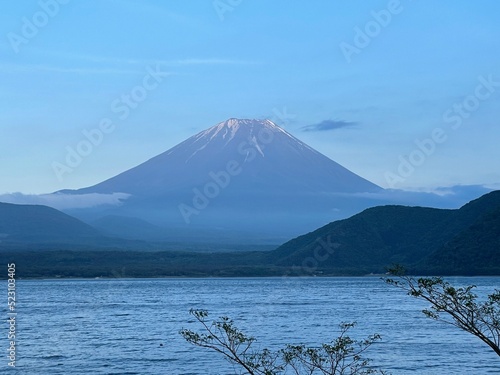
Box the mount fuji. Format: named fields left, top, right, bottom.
left=60, top=118, right=383, bottom=243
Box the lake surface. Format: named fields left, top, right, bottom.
left=3, top=277, right=500, bottom=374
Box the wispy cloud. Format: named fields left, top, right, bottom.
left=25, top=49, right=260, bottom=66
left=301, top=119, right=358, bottom=132
left=0, top=63, right=146, bottom=75
left=0, top=51, right=258, bottom=76
left=0, top=58, right=252, bottom=76
left=172, top=58, right=258, bottom=66
left=0, top=192, right=131, bottom=210
left=325, top=184, right=494, bottom=209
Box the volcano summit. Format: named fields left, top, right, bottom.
left=61, top=118, right=383, bottom=243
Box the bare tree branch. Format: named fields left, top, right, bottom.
left=385, top=266, right=500, bottom=357
left=180, top=309, right=387, bottom=374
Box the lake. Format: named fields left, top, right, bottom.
left=3, top=277, right=500, bottom=374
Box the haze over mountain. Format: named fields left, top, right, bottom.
left=0, top=202, right=102, bottom=246
left=2, top=191, right=499, bottom=277
left=60, top=118, right=384, bottom=242
left=269, top=190, right=500, bottom=275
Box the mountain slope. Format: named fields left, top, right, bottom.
left=67, top=119, right=380, bottom=196
left=268, top=190, right=500, bottom=274
left=0, top=202, right=102, bottom=245
left=59, top=118, right=383, bottom=241
left=420, top=193, right=500, bottom=274
left=90, top=215, right=168, bottom=240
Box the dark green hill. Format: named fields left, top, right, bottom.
left=0, top=202, right=102, bottom=245
left=420, top=206, right=500, bottom=275
left=268, top=191, right=500, bottom=274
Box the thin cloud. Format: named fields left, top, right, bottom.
left=172, top=58, right=259, bottom=66
left=301, top=119, right=358, bottom=132
left=0, top=192, right=131, bottom=210
left=325, top=184, right=494, bottom=209
left=24, top=49, right=260, bottom=67
left=0, top=63, right=146, bottom=75
left=0, top=53, right=259, bottom=77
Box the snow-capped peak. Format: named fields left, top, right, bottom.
left=211, top=118, right=288, bottom=138
left=185, top=118, right=293, bottom=161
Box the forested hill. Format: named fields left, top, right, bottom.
left=0, top=202, right=102, bottom=244
left=268, top=191, right=500, bottom=275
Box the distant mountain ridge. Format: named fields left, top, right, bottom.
left=0, top=202, right=168, bottom=250
left=1, top=191, right=499, bottom=276
left=0, top=202, right=101, bottom=245
left=269, top=190, right=500, bottom=274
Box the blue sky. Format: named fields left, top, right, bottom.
left=1, top=0, right=500, bottom=195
